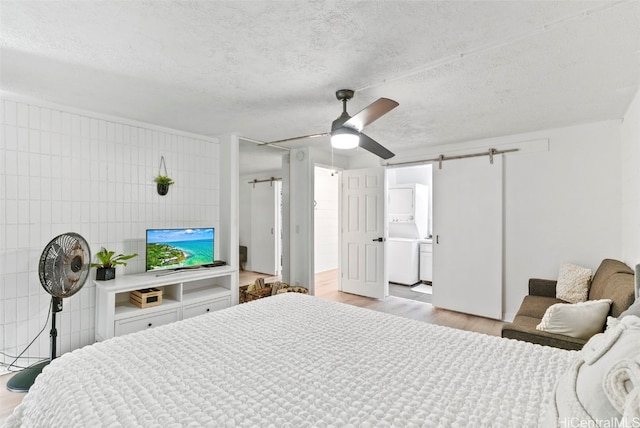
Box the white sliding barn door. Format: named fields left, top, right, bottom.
left=250, top=182, right=279, bottom=275
left=340, top=167, right=388, bottom=299
left=432, top=156, right=502, bottom=320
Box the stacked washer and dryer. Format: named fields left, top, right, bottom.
left=387, top=183, right=432, bottom=285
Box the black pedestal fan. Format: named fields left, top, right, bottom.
left=7, top=233, right=91, bottom=393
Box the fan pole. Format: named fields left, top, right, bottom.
left=50, top=297, right=63, bottom=361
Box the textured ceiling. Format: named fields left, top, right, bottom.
left=2, top=0, right=639, bottom=166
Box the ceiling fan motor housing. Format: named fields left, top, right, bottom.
left=332, top=111, right=352, bottom=131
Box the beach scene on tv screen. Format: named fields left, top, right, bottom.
left=146, top=228, right=214, bottom=271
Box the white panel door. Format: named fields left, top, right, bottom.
left=250, top=182, right=278, bottom=275
left=340, top=167, right=388, bottom=299
left=432, top=156, right=502, bottom=319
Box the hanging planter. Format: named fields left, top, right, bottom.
left=154, top=156, right=174, bottom=196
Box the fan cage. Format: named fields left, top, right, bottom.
left=39, top=233, right=91, bottom=298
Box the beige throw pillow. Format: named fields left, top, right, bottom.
left=556, top=261, right=592, bottom=303
left=536, top=299, right=612, bottom=340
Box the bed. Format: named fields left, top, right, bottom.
left=4, top=293, right=581, bottom=427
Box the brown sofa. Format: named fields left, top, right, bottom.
left=501, top=259, right=636, bottom=350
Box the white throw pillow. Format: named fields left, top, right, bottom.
left=536, top=299, right=612, bottom=340
left=556, top=261, right=592, bottom=303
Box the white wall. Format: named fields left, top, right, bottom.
left=0, top=96, right=220, bottom=365
left=502, top=121, right=621, bottom=319
left=621, top=88, right=640, bottom=268
left=314, top=166, right=339, bottom=273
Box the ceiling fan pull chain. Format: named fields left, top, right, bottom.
left=331, top=145, right=334, bottom=172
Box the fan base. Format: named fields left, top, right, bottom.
left=335, top=89, right=354, bottom=101
left=6, top=360, right=49, bottom=393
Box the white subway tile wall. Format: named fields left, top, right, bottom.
left=0, top=97, right=220, bottom=365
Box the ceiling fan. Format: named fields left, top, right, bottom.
left=263, top=89, right=399, bottom=160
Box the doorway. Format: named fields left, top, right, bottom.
left=238, top=139, right=286, bottom=285
left=313, top=166, right=340, bottom=294
left=314, top=164, right=434, bottom=303
left=387, top=164, right=433, bottom=303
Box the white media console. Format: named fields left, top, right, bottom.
left=95, top=266, right=238, bottom=340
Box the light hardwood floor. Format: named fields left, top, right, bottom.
left=0, top=372, right=25, bottom=424
left=313, top=269, right=503, bottom=336
left=0, top=268, right=504, bottom=424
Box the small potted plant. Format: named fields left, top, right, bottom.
left=154, top=175, right=174, bottom=196
left=91, top=248, right=138, bottom=281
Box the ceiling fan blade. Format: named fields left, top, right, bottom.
left=258, top=133, right=329, bottom=146
left=359, top=133, right=395, bottom=160
left=343, top=98, right=399, bottom=132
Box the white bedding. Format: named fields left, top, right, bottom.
left=4, top=294, right=576, bottom=427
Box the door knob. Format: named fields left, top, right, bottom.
left=372, top=237, right=385, bottom=242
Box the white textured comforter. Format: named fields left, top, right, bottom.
left=5, top=294, right=576, bottom=427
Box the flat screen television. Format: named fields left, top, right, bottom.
left=146, top=228, right=214, bottom=271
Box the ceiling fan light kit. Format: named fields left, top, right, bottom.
left=331, top=127, right=360, bottom=149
